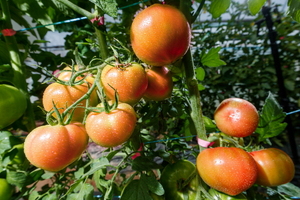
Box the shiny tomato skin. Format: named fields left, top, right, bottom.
left=249, top=148, right=295, bottom=187
left=101, top=63, right=148, bottom=105
left=144, top=66, right=173, bottom=101
left=42, top=82, right=98, bottom=122
left=0, top=84, right=27, bottom=130
left=24, top=123, right=88, bottom=172
left=160, top=160, right=198, bottom=200
left=85, top=102, right=137, bottom=147
left=196, top=147, right=258, bottom=196
left=214, top=98, right=259, bottom=137
left=130, top=4, right=191, bottom=66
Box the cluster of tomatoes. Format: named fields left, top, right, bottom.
left=196, top=98, right=295, bottom=197
left=23, top=3, right=190, bottom=172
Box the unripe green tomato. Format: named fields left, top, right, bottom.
left=0, top=178, right=14, bottom=200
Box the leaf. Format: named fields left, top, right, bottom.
left=248, top=0, right=267, bottom=15
left=255, top=92, right=287, bottom=142
left=89, top=0, right=118, bottom=17
left=288, top=0, right=300, bottom=23
left=0, top=131, right=22, bottom=155
left=209, top=0, right=231, bottom=18
left=6, top=170, right=28, bottom=188
left=131, top=156, right=161, bottom=171
left=195, top=67, right=205, bottom=81
left=66, top=182, right=94, bottom=200
left=277, top=182, right=300, bottom=197
left=81, top=157, right=110, bottom=178
left=142, top=174, right=164, bottom=196
left=201, top=47, right=226, bottom=67
left=120, top=179, right=152, bottom=200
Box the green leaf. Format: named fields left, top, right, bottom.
left=277, top=182, right=300, bottom=197
left=201, top=47, right=226, bottom=67
left=131, top=156, right=161, bottom=171
left=66, top=182, right=94, bottom=200
left=0, top=131, right=22, bottom=156
left=248, top=0, right=267, bottom=15
left=195, top=67, right=205, bottom=81
left=89, top=0, right=118, bottom=17
left=288, top=0, right=300, bottom=23
left=142, top=174, right=164, bottom=196
left=255, top=92, right=287, bottom=142
left=209, top=0, right=231, bottom=18
left=6, top=170, right=28, bottom=188
left=81, top=157, right=110, bottom=178
left=120, top=179, right=152, bottom=200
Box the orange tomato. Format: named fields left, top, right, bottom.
left=24, top=123, right=88, bottom=172
left=42, top=82, right=98, bottom=122
left=130, top=4, right=191, bottom=66
left=101, top=63, right=148, bottom=105
left=144, top=66, right=173, bottom=101
left=57, top=66, right=94, bottom=84
left=85, top=102, right=137, bottom=147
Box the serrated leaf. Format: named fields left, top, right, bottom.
left=255, top=92, right=287, bottom=141
left=195, top=67, right=205, bottom=81
left=201, top=47, right=226, bottom=67
left=209, top=0, right=231, bottom=18
left=277, top=182, right=300, bottom=197
left=7, top=170, right=28, bottom=187
left=288, top=0, right=300, bottom=23
left=0, top=131, right=22, bottom=156
left=89, top=0, right=118, bottom=17
left=81, top=157, right=110, bottom=178
left=248, top=0, right=267, bottom=15
left=66, top=183, right=94, bottom=200
left=120, top=179, right=152, bottom=200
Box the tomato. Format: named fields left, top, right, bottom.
left=143, top=66, right=173, bottom=101
left=208, top=188, right=248, bottom=200
left=249, top=148, right=295, bottom=187
left=130, top=4, right=191, bottom=66
left=24, top=122, right=88, bottom=172
left=160, top=160, right=198, bottom=200
left=101, top=63, right=148, bottom=105
left=42, top=82, right=98, bottom=122
left=57, top=66, right=94, bottom=84
left=196, top=147, right=258, bottom=196
left=214, top=98, right=259, bottom=137
left=85, top=102, right=137, bottom=147
left=0, top=84, right=27, bottom=130
left=0, top=178, right=13, bottom=200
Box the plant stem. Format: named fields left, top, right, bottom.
left=180, top=0, right=207, bottom=151
left=56, top=0, right=94, bottom=19
left=1, top=0, right=36, bottom=131
left=95, top=27, right=109, bottom=59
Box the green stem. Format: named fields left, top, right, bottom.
left=56, top=0, right=94, bottom=19
left=180, top=1, right=207, bottom=151
left=1, top=0, right=35, bottom=131
left=95, top=27, right=109, bottom=59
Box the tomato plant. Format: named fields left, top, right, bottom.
left=144, top=66, right=173, bottom=101
left=101, top=63, right=148, bottom=105
left=42, top=82, right=98, bottom=122
left=0, top=178, right=13, bottom=200
left=196, top=147, right=258, bottom=196
left=130, top=4, right=191, bottom=66
left=85, top=102, right=137, bottom=147
left=0, top=84, right=27, bottom=130
left=214, top=98, right=259, bottom=137
left=24, top=122, right=88, bottom=172
left=208, top=188, right=247, bottom=200
left=160, top=160, right=198, bottom=200
left=249, top=148, right=295, bottom=187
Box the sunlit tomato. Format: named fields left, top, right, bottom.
left=143, top=66, right=173, bottom=101
left=42, top=82, right=98, bottom=122
left=214, top=98, right=259, bottom=137
left=24, top=122, right=88, bottom=172
left=196, top=147, right=258, bottom=196
left=160, top=160, right=198, bottom=200
left=101, top=63, right=148, bottom=105
left=130, top=4, right=191, bottom=66
left=57, top=66, right=94, bottom=84
left=0, top=84, right=27, bottom=130
left=85, top=102, right=137, bottom=147
left=249, top=148, right=295, bottom=187
left=0, top=178, right=13, bottom=200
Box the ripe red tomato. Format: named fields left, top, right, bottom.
left=85, top=102, right=137, bottom=147
left=130, top=4, right=191, bottom=66
left=196, top=147, right=258, bottom=196
left=101, top=63, right=148, bottom=105
left=0, top=84, right=27, bottom=130
left=249, top=148, right=295, bottom=187
left=42, top=82, right=98, bottom=122
left=143, top=66, right=173, bottom=101
left=214, top=98, right=259, bottom=137
left=24, top=122, right=88, bottom=172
